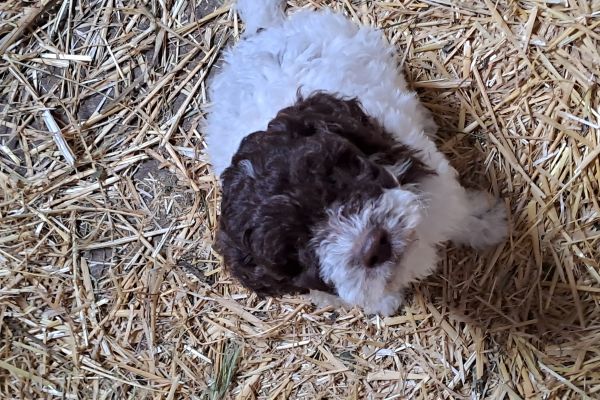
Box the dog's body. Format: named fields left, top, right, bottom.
left=205, top=0, right=507, bottom=316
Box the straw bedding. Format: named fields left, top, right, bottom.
left=1, top=0, right=599, bottom=398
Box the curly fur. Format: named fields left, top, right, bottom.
left=216, top=93, right=431, bottom=297
left=206, top=1, right=508, bottom=316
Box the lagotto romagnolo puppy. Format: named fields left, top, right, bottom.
left=205, top=0, right=508, bottom=316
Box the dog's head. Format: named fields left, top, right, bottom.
left=216, top=93, right=432, bottom=305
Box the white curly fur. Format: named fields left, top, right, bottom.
left=205, top=1, right=508, bottom=316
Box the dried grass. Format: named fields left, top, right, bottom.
left=1, top=0, right=599, bottom=398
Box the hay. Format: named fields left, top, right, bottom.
left=0, top=0, right=599, bottom=398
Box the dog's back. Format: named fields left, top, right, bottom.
left=205, top=2, right=418, bottom=177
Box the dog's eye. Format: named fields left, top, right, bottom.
left=370, top=166, right=380, bottom=179
left=326, top=176, right=336, bottom=186
left=242, top=228, right=253, bottom=247
left=298, top=121, right=315, bottom=136
left=242, top=254, right=254, bottom=267
left=336, top=150, right=360, bottom=170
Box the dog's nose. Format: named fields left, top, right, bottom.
left=362, top=228, right=392, bottom=268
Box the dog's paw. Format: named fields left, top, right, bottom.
left=309, top=290, right=404, bottom=317
left=452, top=190, right=508, bottom=249
left=307, top=290, right=350, bottom=310
left=364, top=292, right=404, bottom=317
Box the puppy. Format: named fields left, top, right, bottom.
left=205, top=0, right=508, bottom=316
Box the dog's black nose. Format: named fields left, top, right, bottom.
left=362, top=228, right=392, bottom=268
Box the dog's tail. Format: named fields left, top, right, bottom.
left=236, top=0, right=286, bottom=35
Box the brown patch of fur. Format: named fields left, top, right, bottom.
left=216, top=92, right=433, bottom=297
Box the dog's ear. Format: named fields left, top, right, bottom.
left=216, top=229, right=287, bottom=296
left=216, top=229, right=334, bottom=296
left=218, top=144, right=336, bottom=297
